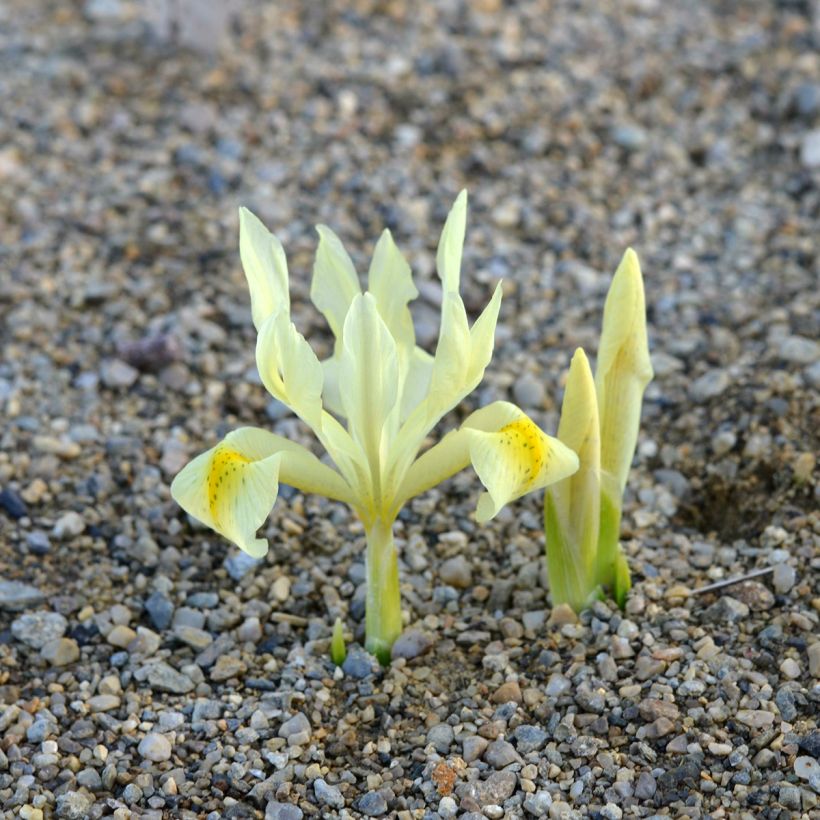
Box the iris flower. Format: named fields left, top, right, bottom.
left=172, top=192, right=578, bottom=662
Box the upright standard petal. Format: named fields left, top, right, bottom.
left=467, top=412, right=579, bottom=523
left=595, top=248, right=653, bottom=493
left=311, top=225, right=361, bottom=346
left=338, top=294, right=399, bottom=511
left=436, top=190, right=467, bottom=293
left=238, top=207, right=290, bottom=331
left=368, top=229, right=418, bottom=351
left=256, top=311, right=324, bottom=429
left=171, top=428, right=357, bottom=558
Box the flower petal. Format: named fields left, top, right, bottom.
left=368, top=228, right=418, bottom=351
left=311, top=225, right=361, bottom=346
left=338, top=293, right=399, bottom=500
left=595, top=248, right=653, bottom=493
left=256, top=311, right=324, bottom=429
left=467, top=411, right=579, bottom=523
left=238, top=207, right=290, bottom=331
left=436, top=189, right=467, bottom=293
left=171, top=428, right=357, bottom=558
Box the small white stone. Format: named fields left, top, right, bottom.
left=780, top=658, right=801, bottom=680
left=138, top=732, right=172, bottom=762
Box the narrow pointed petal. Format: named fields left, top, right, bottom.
left=338, top=294, right=399, bottom=483
left=171, top=427, right=357, bottom=558
left=595, top=248, right=653, bottom=493
left=311, top=225, right=361, bottom=345
left=256, top=311, right=324, bottom=429
left=552, top=348, right=601, bottom=562
left=238, top=207, right=290, bottom=330
left=467, top=413, right=579, bottom=523
left=394, top=401, right=520, bottom=507
left=368, top=229, right=418, bottom=350
left=399, top=347, right=433, bottom=421
left=436, top=190, right=467, bottom=293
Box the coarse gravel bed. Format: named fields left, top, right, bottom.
left=0, top=1, right=818, bottom=819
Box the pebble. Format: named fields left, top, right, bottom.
left=0, top=578, right=45, bottom=610
left=438, top=795, right=458, bottom=818
left=40, top=637, right=80, bottom=666
left=514, top=724, right=548, bottom=753
left=266, top=801, right=304, bottom=820
left=272, top=575, right=291, bottom=602
left=512, top=373, right=545, bottom=408
left=523, top=791, right=553, bottom=815
left=545, top=673, right=572, bottom=696
left=53, top=511, right=86, bottom=539
left=800, top=130, right=820, bottom=168
left=808, top=643, right=820, bottom=677
left=87, top=694, right=121, bottom=712
left=634, top=772, right=657, bottom=800
left=101, top=358, right=139, bottom=387
left=107, top=624, right=137, bottom=648
left=795, top=756, right=820, bottom=781
left=485, top=738, right=520, bottom=768
left=491, top=680, right=522, bottom=704
left=55, top=791, right=93, bottom=819
left=145, top=661, right=195, bottom=693
left=237, top=616, right=263, bottom=643
left=138, top=732, right=173, bottom=762
left=314, top=778, right=345, bottom=809
left=357, top=791, right=388, bottom=816
left=780, top=658, right=801, bottom=680
left=25, top=531, right=52, bottom=554
left=438, top=555, right=473, bottom=588
left=689, top=369, right=730, bottom=402
left=736, top=709, right=775, bottom=729
left=342, top=648, right=376, bottom=679
left=210, top=654, right=247, bottom=680
left=144, top=591, right=174, bottom=630
left=11, top=611, right=68, bottom=648
left=779, top=784, right=801, bottom=810
left=772, top=563, right=796, bottom=594
left=391, top=629, right=434, bottom=660
left=224, top=551, right=261, bottom=580
left=0, top=488, right=28, bottom=519
left=463, top=735, right=489, bottom=763
left=279, top=712, right=311, bottom=746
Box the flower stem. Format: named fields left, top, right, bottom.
left=364, top=518, right=402, bottom=665
left=596, top=490, right=630, bottom=608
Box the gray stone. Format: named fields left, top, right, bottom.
left=0, top=578, right=44, bottom=610
left=704, top=596, right=749, bottom=623
left=357, top=790, right=388, bottom=816
left=438, top=555, right=472, bottom=588
left=224, top=551, right=260, bottom=580
left=600, top=803, right=623, bottom=820
left=779, top=335, right=820, bottom=364
left=772, top=563, right=796, bottom=594
left=266, top=801, right=304, bottom=820
left=314, top=778, right=344, bottom=809
left=11, top=611, right=68, bottom=648
left=25, top=531, right=52, bottom=555
left=795, top=756, right=820, bottom=781
left=523, top=791, right=553, bottom=816
left=391, top=629, right=434, bottom=660
left=634, top=772, right=657, bottom=800
left=775, top=688, right=797, bottom=722
left=427, top=723, right=454, bottom=753
left=689, top=369, right=730, bottom=402
left=342, top=648, right=376, bottom=679
left=76, top=767, right=103, bottom=790
left=144, top=590, right=174, bottom=630
left=138, top=732, right=172, bottom=762
left=145, top=661, right=195, bottom=693
left=278, top=712, right=311, bottom=746
left=56, top=791, right=93, bottom=819
left=545, top=673, right=572, bottom=697
left=101, top=358, right=139, bottom=388
left=462, top=735, right=489, bottom=763
left=484, top=738, right=520, bottom=769
left=477, top=771, right=517, bottom=804
left=611, top=123, right=647, bottom=150
left=800, top=131, right=820, bottom=168
left=514, top=724, right=548, bottom=753
left=513, top=373, right=545, bottom=408
left=779, top=784, right=801, bottom=810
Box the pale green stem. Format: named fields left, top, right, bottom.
left=596, top=490, right=630, bottom=608
left=364, top=517, right=402, bottom=665
left=544, top=492, right=594, bottom=612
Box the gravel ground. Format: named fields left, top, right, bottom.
left=1, top=1, right=818, bottom=818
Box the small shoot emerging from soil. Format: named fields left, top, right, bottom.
left=171, top=192, right=578, bottom=664
left=545, top=249, right=653, bottom=611
left=330, top=617, right=347, bottom=666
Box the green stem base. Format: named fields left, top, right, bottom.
left=364, top=518, right=402, bottom=665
